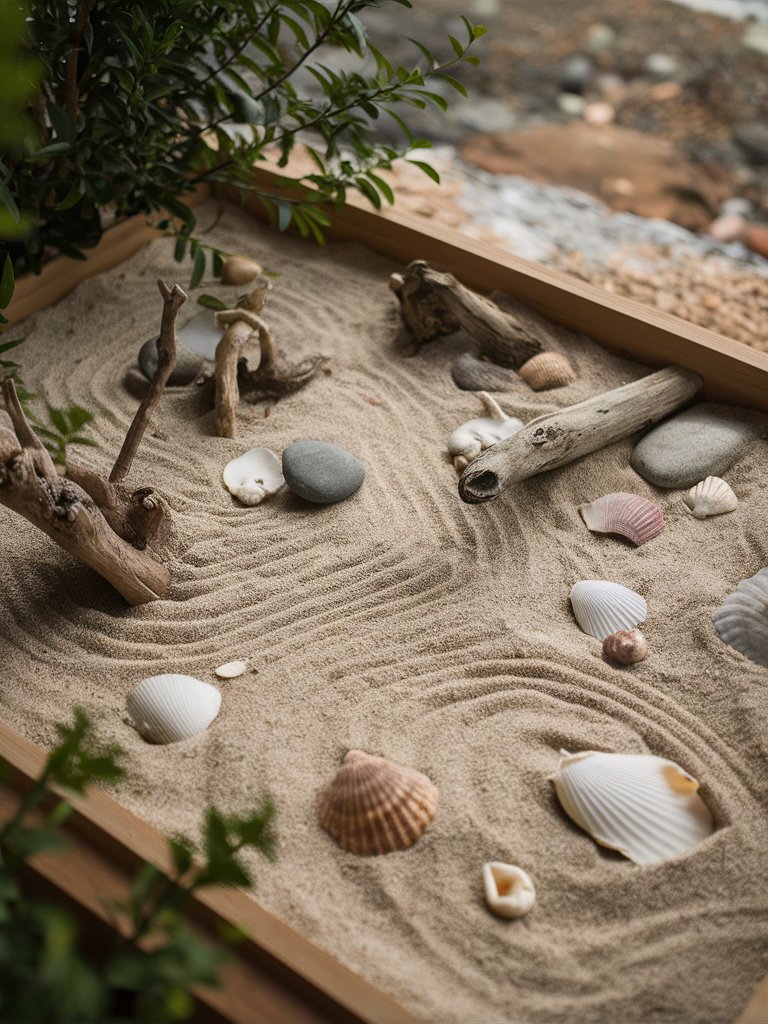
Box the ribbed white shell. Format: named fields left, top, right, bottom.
left=683, top=476, right=737, bottom=519
left=127, top=674, right=221, bottom=744
left=223, top=447, right=284, bottom=506
left=551, top=750, right=714, bottom=864
left=570, top=581, right=647, bottom=641
left=713, top=568, right=768, bottom=669
left=482, top=862, right=536, bottom=919
left=578, top=492, right=665, bottom=546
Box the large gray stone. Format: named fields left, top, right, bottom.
left=630, top=403, right=768, bottom=489
left=282, top=441, right=365, bottom=505
left=138, top=337, right=204, bottom=386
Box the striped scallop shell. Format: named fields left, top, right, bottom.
left=578, top=492, right=665, bottom=546
left=551, top=750, right=714, bottom=864
left=127, top=674, right=221, bottom=744
left=713, top=567, right=768, bottom=669
left=518, top=351, right=576, bottom=391
left=317, top=750, right=438, bottom=855
left=683, top=476, right=737, bottom=519
left=570, top=580, right=647, bottom=641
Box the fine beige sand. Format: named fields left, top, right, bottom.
left=1, top=200, right=767, bottom=1024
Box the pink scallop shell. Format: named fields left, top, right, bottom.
left=578, top=492, right=665, bottom=546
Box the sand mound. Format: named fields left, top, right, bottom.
left=1, top=201, right=767, bottom=1023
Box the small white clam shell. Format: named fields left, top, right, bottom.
left=177, top=309, right=222, bottom=360
left=215, top=660, right=249, bottom=679
left=683, top=476, right=737, bottom=519
left=223, top=447, right=284, bottom=506
left=127, top=674, right=221, bottom=744
left=482, top=862, right=536, bottom=919
left=570, top=580, right=646, bottom=641
left=551, top=750, right=714, bottom=864
left=713, top=567, right=768, bottom=668
left=447, top=392, right=523, bottom=471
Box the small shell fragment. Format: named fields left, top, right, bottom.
left=570, top=580, right=646, bottom=641
left=223, top=447, right=285, bottom=506
left=518, top=352, right=576, bottom=391
left=127, top=674, right=221, bottom=745
left=683, top=476, right=737, bottom=519
left=482, top=862, right=536, bottom=919
left=215, top=660, right=249, bottom=679
left=317, top=750, right=438, bottom=855
left=603, top=628, right=648, bottom=665
left=579, top=492, right=665, bottom=546
left=551, top=749, right=715, bottom=864
left=221, top=255, right=263, bottom=286
left=447, top=392, right=523, bottom=472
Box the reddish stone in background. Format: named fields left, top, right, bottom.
left=742, top=223, right=768, bottom=260
left=459, top=121, right=731, bottom=233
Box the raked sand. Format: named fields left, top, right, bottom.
left=1, top=200, right=767, bottom=1023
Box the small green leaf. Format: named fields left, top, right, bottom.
left=174, top=235, right=187, bottom=262
left=197, top=293, right=226, bottom=311
left=406, top=160, right=441, bottom=184
left=189, top=247, right=206, bottom=289
left=0, top=185, right=20, bottom=224
left=0, top=254, right=14, bottom=309
left=25, top=141, right=72, bottom=161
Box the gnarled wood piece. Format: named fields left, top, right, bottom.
left=458, top=366, right=703, bottom=503
left=0, top=380, right=170, bottom=604
left=213, top=279, right=270, bottom=438
left=390, top=260, right=546, bottom=368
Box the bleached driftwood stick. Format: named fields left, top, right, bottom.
left=0, top=279, right=186, bottom=603
left=213, top=279, right=270, bottom=439
left=390, top=260, right=549, bottom=368
left=458, top=366, right=702, bottom=503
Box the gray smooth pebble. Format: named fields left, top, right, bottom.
left=138, top=336, right=204, bottom=386
left=282, top=440, right=365, bottom=504
left=630, top=402, right=768, bottom=489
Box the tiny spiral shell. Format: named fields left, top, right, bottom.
left=317, top=750, right=438, bottom=855
left=518, top=352, right=576, bottom=391
left=602, top=628, right=648, bottom=665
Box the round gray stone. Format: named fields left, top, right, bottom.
left=282, top=441, right=364, bottom=504
left=138, top=337, right=204, bottom=387
left=630, top=403, right=768, bottom=489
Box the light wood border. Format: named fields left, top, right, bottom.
left=3, top=172, right=768, bottom=1023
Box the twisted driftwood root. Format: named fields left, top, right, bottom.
left=213, top=278, right=327, bottom=437
left=390, top=260, right=551, bottom=368
left=459, top=366, right=703, bottom=503
left=0, top=280, right=186, bottom=603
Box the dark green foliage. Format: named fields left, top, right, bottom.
left=1, top=1, right=484, bottom=285
left=0, top=710, right=278, bottom=1022
left=35, top=402, right=96, bottom=466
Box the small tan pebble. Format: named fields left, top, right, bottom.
left=742, top=223, right=768, bottom=260
left=583, top=101, right=614, bottom=127
left=365, top=396, right=382, bottom=406
left=708, top=212, right=745, bottom=244
left=603, top=628, right=647, bottom=665
left=649, top=80, right=682, bottom=102
left=264, top=407, right=270, bottom=418
left=221, top=255, right=263, bottom=286
left=215, top=660, right=249, bottom=679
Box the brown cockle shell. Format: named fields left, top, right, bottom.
left=317, top=750, right=438, bottom=855
left=518, top=351, right=576, bottom=391
left=603, top=628, right=648, bottom=665
left=579, top=492, right=665, bottom=546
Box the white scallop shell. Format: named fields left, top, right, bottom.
left=713, top=567, right=768, bottom=669
left=551, top=750, right=714, bottom=864
left=127, top=674, right=221, bottom=744
left=447, top=392, right=523, bottom=471
left=223, top=447, right=284, bottom=506
left=570, top=580, right=647, bottom=641
left=683, top=476, right=737, bottom=519
left=215, top=660, right=248, bottom=679
left=482, top=862, right=536, bottom=919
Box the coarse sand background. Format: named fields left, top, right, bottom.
left=1, top=200, right=767, bottom=1023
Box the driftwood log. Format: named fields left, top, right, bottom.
left=212, top=278, right=327, bottom=438
left=0, top=280, right=186, bottom=604
left=390, top=260, right=552, bottom=368
left=458, top=366, right=703, bottom=503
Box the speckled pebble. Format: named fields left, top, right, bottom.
left=138, top=337, right=204, bottom=386
left=282, top=441, right=364, bottom=504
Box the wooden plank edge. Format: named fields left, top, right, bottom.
left=6, top=185, right=212, bottom=324
left=0, top=720, right=419, bottom=1024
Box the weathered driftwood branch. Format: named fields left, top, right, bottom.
left=458, top=366, right=703, bottom=503
left=390, top=260, right=550, bottom=368
left=213, top=280, right=270, bottom=438
left=0, top=381, right=171, bottom=604
left=0, top=280, right=185, bottom=602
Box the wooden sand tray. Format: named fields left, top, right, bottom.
left=4, top=172, right=768, bottom=1023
